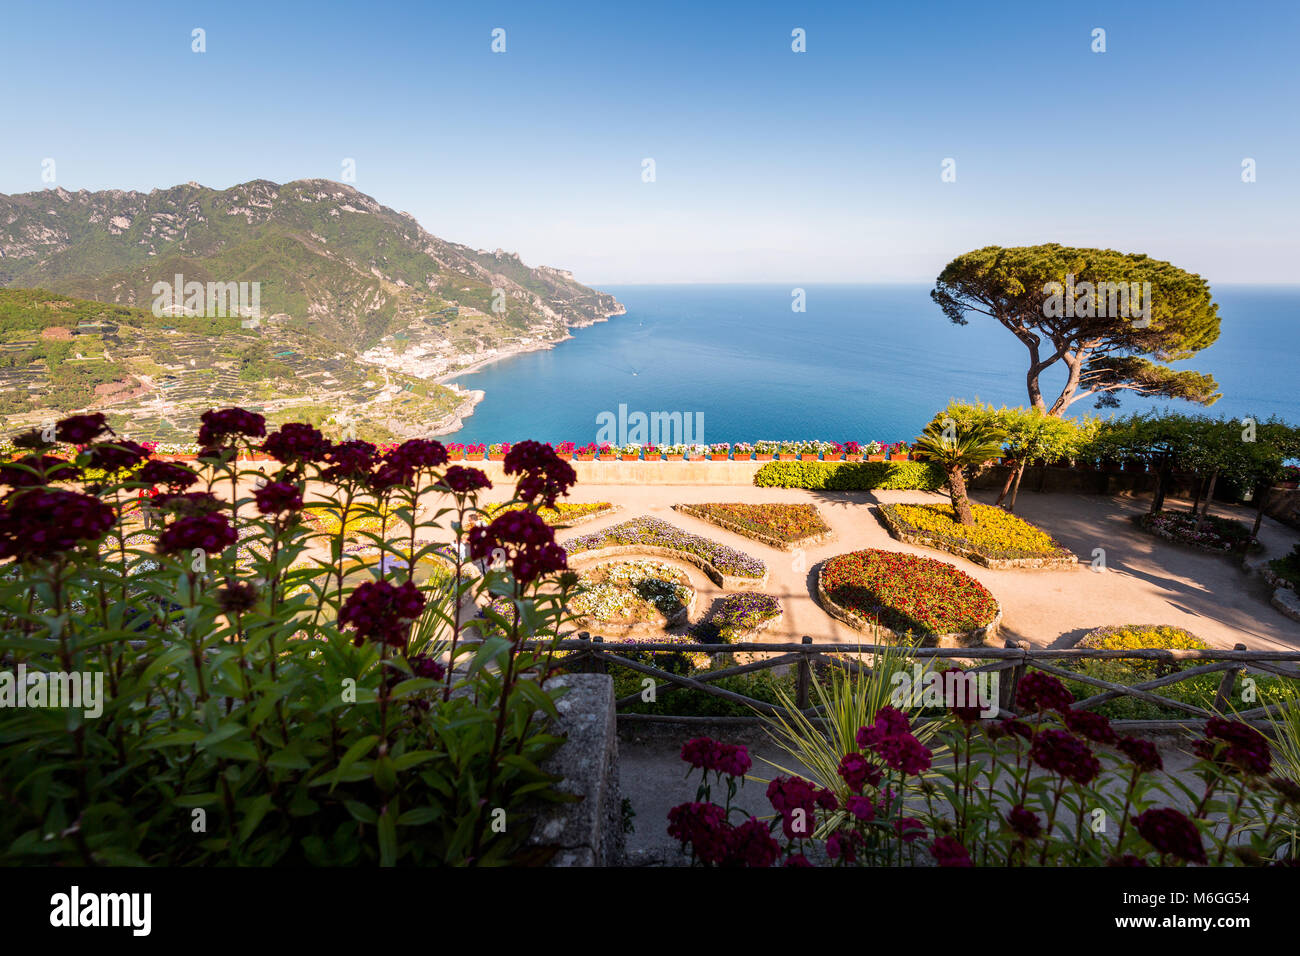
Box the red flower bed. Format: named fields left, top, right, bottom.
left=821, top=549, right=998, bottom=634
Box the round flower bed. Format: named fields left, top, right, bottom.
left=562, top=515, right=768, bottom=589
left=817, top=549, right=1000, bottom=646
left=877, top=502, right=1076, bottom=569
left=673, top=502, right=833, bottom=551
left=1136, top=510, right=1257, bottom=555
left=564, top=559, right=696, bottom=634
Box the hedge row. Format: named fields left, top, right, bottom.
left=752, top=460, right=945, bottom=491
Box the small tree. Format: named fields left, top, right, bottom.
left=932, top=245, right=1221, bottom=415
left=912, top=417, right=1007, bottom=525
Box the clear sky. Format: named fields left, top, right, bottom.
left=2, top=0, right=1296, bottom=286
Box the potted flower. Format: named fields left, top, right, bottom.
left=777, top=442, right=799, bottom=461
left=822, top=441, right=844, bottom=462
left=575, top=442, right=596, bottom=461
left=754, top=441, right=776, bottom=461
left=445, top=442, right=466, bottom=461
left=642, top=443, right=662, bottom=461
left=798, top=440, right=821, bottom=462
left=843, top=441, right=863, bottom=462
left=597, top=442, right=614, bottom=460
left=732, top=442, right=753, bottom=461
left=707, top=442, right=731, bottom=461
left=488, top=442, right=510, bottom=462
left=663, top=443, right=686, bottom=461
left=465, top=442, right=486, bottom=461
left=555, top=441, right=575, bottom=461
left=889, top=441, right=910, bottom=461
left=620, top=443, right=641, bottom=462
left=1280, top=465, right=1300, bottom=489
left=865, top=441, right=885, bottom=462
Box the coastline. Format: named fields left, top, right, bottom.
left=431, top=305, right=626, bottom=436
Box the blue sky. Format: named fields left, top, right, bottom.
left=2, top=0, right=1296, bottom=285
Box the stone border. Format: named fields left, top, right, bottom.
left=876, top=504, right=1077, bottom=570
left=566, top=544, right=768, bottom=590
left=569, top=558, right=697, bottom=635
left=815, top=563, right=1000, bottom=648
left=672, top=503, right=835, bottom=552
left=1272, top=587, right=1300, bottom=623
left=1261, top=565, right=1296, bottom=592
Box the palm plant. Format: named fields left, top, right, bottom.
left=911, top=417, right=1007, bottom=525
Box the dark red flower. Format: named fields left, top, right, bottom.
left=990, top=717, right=1034, bottom=741
left=197, top=407, right=266, bottom=447
left=1107, top=854, right=1150, bottom=867
left=1132, top=808, right=1206, bottom=864
left=135, top=459, right=198, bottom=491
left=726, top=817, right=781, bottom=868
left=338, top=579, right=426, bottom=649
left=941, top=667, right=986, bottom=722
left=467, top=508, right=566, bottom=585
left=667, top=802, right=729, bottom=864
left=1064, top=708, right=1117, bottom=744
left=373, top=439, right=449, bottom=490
left=157, top=512, right=238, bottom=555
left=1017, top=672, right=1075, bottom=713
left=262, top=423, right=329, bottom=465
left=766, top=776, right=821, bottom=841
left=441, top=465, right=493, bottom=495
left=0, top=489, right=116, bottom=560
left=1007, top=804, right=1042, bottom=839
left=254, top=481, right=304, bottom=515
left=0, top=454, right=77, bottom=488
left=894, top=817, right=926, bottom=842
left=504, top=440, right=576, bottom=509
left=1200, top=717, right=1272, bottom=776
left=680, top=737, right=752, bottom=778
left=155, top=491, right=223, bottom=517
left=826, top=831, right=857, bottom=863
left=837, top=751, right=884, bottom=791
left=1030, top=729, right=1101, bottom=785
left=86, top=439, right=151, bottom=473
left=409, top=654, right=447, bottom=681
left=931, top=836, right=972, bottom=867
left=846, top=794, right=875, bottom=821
left=1117, top=735, right=1163, bottom=774
left=55, top=413, right=109, bottom=444
left=855, top=705, right=911, bottom=749
left=216, top=580, right=260, bottom=615
left=783, top=853, right=814, bottom=867
left=320, top=440, right=379, bottom=483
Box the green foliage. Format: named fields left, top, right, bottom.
left=752, top=460, right=944, bottom=490
left=932, top=244, right=1221, bottom=414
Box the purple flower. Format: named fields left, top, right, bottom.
left=157, top=512, right=238, bottom=555
left=1132, top=808, right=1206, bottom=864
left=504, top=440, right=576, bottom=509
left=0, top=489, right=116, bottom=560
left=254, top=481, right=304, bottom=515
left=837, top=752, right=883, bottom=791
left=441, top=465, right=493, bottom=495
left=1117, top=735, right=1163, bottom=774
left=845, top=794, right=875, bottom=821
left=135, top=459, right=198, bottom=491
left=262, top=423, right=329, bottom=464
left=467, top=509, right=567, bottom=585
left=1007, top=804, right=1042, bottom=839
left=1030, top=729, right=1101, bottom=785
left=931, top=836, right=973, bottom=867
left=680, top=737, right=752, bottom=778
left=338, top=579, right=426, bottom=649
left=1017, top=672, right=1075, bottom=714
left=55, top=413, right=109, bottom=444
left=1064, top=708, right=1117, bottom=744
left=197, top=407, right=266, bottom=447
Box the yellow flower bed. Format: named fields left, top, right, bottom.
left=884, top=502, right=1068, bottom=560
left=300, top=504, right=396, bottom=538
left=477, top=501, right=613, bottom=527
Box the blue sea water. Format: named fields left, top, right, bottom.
left=446, top=284, right=1300, bottom=445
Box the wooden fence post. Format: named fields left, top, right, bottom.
left=591, top=634, right=607, bottom=675
left=577, top=631, right=591, bottom=673
left=796, top=636, right=813, bottom=710
left=999, top=639, right=1030, bottom=713
left=1213, top=643, right=1248, bottom=714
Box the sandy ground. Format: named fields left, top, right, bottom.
left=520, top=483, right=1300, bottom=652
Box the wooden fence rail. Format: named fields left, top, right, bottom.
left=525, top=635, right=1300, bottom=733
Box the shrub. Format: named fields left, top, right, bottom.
left=752, top=460, right=944, bottom=491
left=1137, top=510, right=1258, bottom=553
left=880, top=501, right=1072, bottom=561
left=615, top=666, right=796, bottom=717
left=1268, top=544, right=1300, bottom=589
left=820, top=549, right=998, bottom=634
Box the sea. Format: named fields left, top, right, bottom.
left=445, top=284, right=1300, bottom=446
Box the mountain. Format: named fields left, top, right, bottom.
left=0, top=179, right=623, bottom=350
left=0, top=179, right=624, bottom=442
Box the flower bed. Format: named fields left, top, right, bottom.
left=817, top=549, right=1000, bottom=646
left=477, top=501, right=617, bottom=528
left=752, top=460, right=944, bottom=491
left=674, top=502, right=833, bottom=551
left=695, top=592, right=783, bottom=643
left=1265, top=545, right=1300, bottom=590
left=877, top=502, right=1076, bottom=569
left=566, top=559, right=695, bottom=633
left=562, top=515, right=768, bottom=588
left=1136, top=510, right=1258, bottom=554
left=300, top=503, right=396, bottom=539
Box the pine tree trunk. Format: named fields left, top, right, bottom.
left=1008, top=463, right=1026, bottom=513
left=995, top=463, right=1015, bottom=508
left=1189, top=474, right=1205, bottom=515
left=1195, top=469, right=1219, bottom=532
left=1252, top=483, right=1267, bottom=539
left=1151, top=455, right=1170, bottom=514
left=949, top=466, right=975, bottom=525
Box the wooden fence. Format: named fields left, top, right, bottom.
left=533, top=635, right=1300, bottom=733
